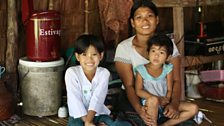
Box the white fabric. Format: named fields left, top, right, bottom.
left=114, top=35, right=180, bottom=69
left=65, top=65, right=111, bottom=118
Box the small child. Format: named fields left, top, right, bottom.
left=135, top=34, right=198, bottom=126
left=135, top=34, right=174, bottom=125
left=65, top=34, right=114, bottom=126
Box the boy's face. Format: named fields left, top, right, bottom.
left=75, top=45, right=103, bottom=73
left=148, top=45, right=169, bottom=66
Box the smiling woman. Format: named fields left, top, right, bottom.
left=114, top=1, right=198, bottom=125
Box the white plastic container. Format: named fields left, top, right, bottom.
left=58, top=106, right=68, bottom=118
left=18, top=57, right=64, bottom=116
left=200, top=70, right=224, bottom=82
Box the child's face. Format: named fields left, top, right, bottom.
left=148, top=45, right=169, bottom=66
left=75, top=45, right=103, bottom=72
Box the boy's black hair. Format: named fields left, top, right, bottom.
left=147, top=34, right=173, bottom=56
left=130, top=0, right=158, bottom=19
left=74, top=34, right=105, bottom=54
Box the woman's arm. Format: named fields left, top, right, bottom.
left=170, top=56, right=181, bottom=105
left=163, top=56, right=181, bottom=118
left=115, top=61, right=142, bottom=113
left=166, top=69, right=173, bottom=100
left=115, top=61, right=153, bottom=125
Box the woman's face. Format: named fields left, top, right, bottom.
left=131, top=7, right=159, bottom=36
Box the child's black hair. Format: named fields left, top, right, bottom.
left=147, top=34, right=173, bottom=56
left=74, top=34, right=105, bottom=54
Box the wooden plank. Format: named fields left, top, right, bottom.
left=192, top=99, right=224, bottom=126
left=173, top=6, right=185, bottom=100
left=38, top=118, right=63, bottom=126
left=6, top=0, right=18, bottom=96
left=23, top=117, right=46, bottom=126
left=14, top=121, right=31, bottom=126
left=14, top=116, right=68, bottom=126
left=152, top=0, right=224, bottom=7
left=13, top=99, right=224, bottom=126
left=184, top=54, right=224, bottom=67
left=49, top=116, right=68, bottom=125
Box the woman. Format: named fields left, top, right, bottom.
left=114, top=1, right=198, bottom=126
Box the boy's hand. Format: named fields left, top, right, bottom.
left=85, top=121, right=96, bottom=126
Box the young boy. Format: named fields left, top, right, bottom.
left=65, top=34, right=113, bottom=126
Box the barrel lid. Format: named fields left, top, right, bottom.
left=30, top=11, right=60, bottom=20
left=19, top=57, right=64, bottom=67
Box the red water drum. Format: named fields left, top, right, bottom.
left=26, top=11, right=61, bottom=61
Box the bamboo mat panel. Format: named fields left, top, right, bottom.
left=14, top=115, right=68, bottom=126
left=0, top=98, right=222, bottom=126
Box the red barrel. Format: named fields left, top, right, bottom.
left=26, top=11, right=61, bottom=61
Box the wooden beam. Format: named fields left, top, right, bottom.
left=6, top=0, right=18, bottom=96
left=152, top=0, right=224, bottom=7
left=173, top=6, right=185, bottom=100
left=184, top=54, right=224, bottom=67
left=6, top=0, right=18, bottom=72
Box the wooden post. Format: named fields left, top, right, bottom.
left=173, top=6, right=185, bottom=100
left=84, top=0, right=89, bottom=34
left=6, top=0, right=18, bottom=96
left=48, top=0, right=53, bottom=10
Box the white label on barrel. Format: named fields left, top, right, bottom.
left=39, top=29, right=61, bottom=36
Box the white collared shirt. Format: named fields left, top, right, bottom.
left=65, top=65, right=111, bottom=118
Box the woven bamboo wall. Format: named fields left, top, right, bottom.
left=0, top=0, right=7, bottom=66
left=32, top=0, right=102, bottom=55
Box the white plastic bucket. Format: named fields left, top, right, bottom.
left=18, top=57, right=64, bottom=116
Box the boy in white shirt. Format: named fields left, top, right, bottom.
left=65, top=34, right=113, bottom=126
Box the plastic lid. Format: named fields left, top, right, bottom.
left=19, top=57, right=64, bottom=67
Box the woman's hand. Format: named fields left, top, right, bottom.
left=163, top=101, right=180, bottom=119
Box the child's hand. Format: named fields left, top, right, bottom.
left=159, top=97, right=170, bottom=107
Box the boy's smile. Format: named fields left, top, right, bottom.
left=75, top=45, right=103, bottom=73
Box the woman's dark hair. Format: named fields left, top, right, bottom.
left=74, top=34, right=105, bottom=54
left=147, top=34, right=173, bottom=56
left=130, top=0, right=158, bottom=19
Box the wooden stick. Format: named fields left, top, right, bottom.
left=84, top=0, right=89, bottom=34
